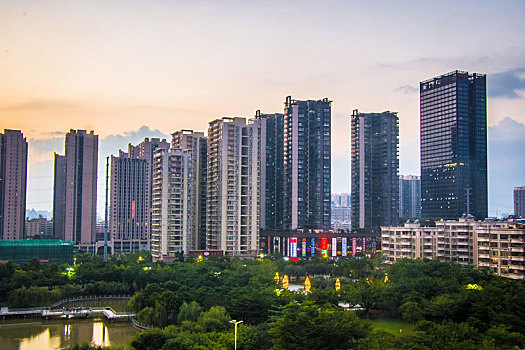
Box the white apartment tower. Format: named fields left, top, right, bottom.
left=206, top=117, right=259, bottom=256
left=171, top=130, right=207, bottom=250
left=151, top=147, right=194, bottom=260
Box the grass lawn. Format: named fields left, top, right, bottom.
left=368, top=318, right=414, bottom=335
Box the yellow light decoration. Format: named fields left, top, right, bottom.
left=384, top=275, right=389, bottom=283
left=274, top=272, right=280, bottom=285
left=304, top=277, right=311, bottom=294
left=466, top=283, right=483, bottom=290
left=282, top=275, right=289, bottom=290
left=335, top=278, right=341, bottom=292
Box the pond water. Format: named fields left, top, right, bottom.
left=0, top=317, right=138, bottom=350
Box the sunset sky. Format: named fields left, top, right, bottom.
left=1, top=0, right=524, bottom=217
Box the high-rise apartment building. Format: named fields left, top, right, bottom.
left=151, top=147, right=194, bottom=260
left=283, top=97, right=331, bottom=230
left=0, top=130, right=28, bottom=240
left=420, top=71, right=488, bottom=220
left=53, top=130, right=98, bottom=247
left=515, top=186, right=525, bottom=218
left=399, top=175, right=421, bottom=219
left=351, top=110, right=399, bottom=230
left=53, top=153, right=66, bottom=239
left=254, top=111, right=284, bottom=230
left=171, top=130, right=207, bottom=250
left=206, top=117, right=259, bottom=256
left=110, top=138, right=168, bottom=253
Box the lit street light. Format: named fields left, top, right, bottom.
left=229, top=319, right=243, bottom=350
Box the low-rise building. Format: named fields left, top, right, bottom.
left=381, top=218, right=525, bottom=279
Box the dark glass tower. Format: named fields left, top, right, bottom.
left=283, top=96, right=331, bottom=230
left=420, top=71, right=487, bottom=220
left=351, top=110, right=399, bottom=230
left=255, top=111, right=284, bottom=230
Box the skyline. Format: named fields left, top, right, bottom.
left=2, top=1, right=525, bottom=216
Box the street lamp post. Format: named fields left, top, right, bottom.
left=229, top=320, right=243, bottom=350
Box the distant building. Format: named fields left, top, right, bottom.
left=514, top=186, right=525, bottom=218
left=25, top=216, right=53, bottom=238
left=399, top=175, right=421, bottom=219
left=53, top=130, right=98, bottom=249
left=283, top=97, right=331, bottom=230
left=206, top=117, right=259, bottom=256
left=381, top=218, right=525, bottom=280
left=332, top=193, right=351, bottom=208
left=0, top=130, right=28, bottom=240
left=331, top=193, right=351, bottom=230
left=0, top=239, right=74, bottom=264
left=420, top=71, right=487, bottom=220
left=110, top=138, right=169, bottom=254
left=351, top=110, right=399, bottom=230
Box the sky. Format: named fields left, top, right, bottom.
left=1, top=0, right=524, bottom=217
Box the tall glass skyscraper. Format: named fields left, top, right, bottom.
left=420, top=71, right=487, bottom=220
left=351, top=110, right=399, bottom=230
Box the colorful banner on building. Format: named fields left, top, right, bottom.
left=332, top=237, right=337, bottom=257
left=352, top=237, right=357, bottom=256
left=290, top=237, right=297, bottom=258
left=342, top=237, right=347, bottom=257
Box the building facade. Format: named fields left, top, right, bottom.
left=53, top=153, right=66, bottom=239
left=0, top=129, right=28, bottom=240
left=514, top=186, right=525, bottom=218
left=283, top=97, right=331, bottom=230
left=351, top=110, right=399, bottom=230
left=399, top=175, right=421, bottom=219
left=381, top=218, right=525, bottom=279
left=151, top=147, right=195, bottom=260
left=25, top=215, right=53, bottom=237
left=53, top=130, right=98, bottom=247
left=206, top=117, right=259, bottom=256
left=171, top=130, right=207, bottom=250
left=109, top=138, right=168, bottom=254
left=420, top=71, right=488, bottom=220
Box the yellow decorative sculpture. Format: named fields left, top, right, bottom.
left=335, top=278, right=341, bottom=292
left=304, top=276, right=311, bottom=294
left=283, top=275, right=289, bottom=290
left=274, top=272, right=280, bottom=285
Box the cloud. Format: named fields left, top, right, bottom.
left=488, top=117, right=525, bottom=215
left=100, top=125, right=170, bottom=155
left=396, top=85, right=418, bottom=94
left=488, top=67, right=525, bottom=99
left=0, top=99, right=80, bottom=111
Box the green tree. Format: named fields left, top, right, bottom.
left=177, top=300, right=202, bottom=324
left=196, top=306, right=231, bottom=332
left=270, top=301, right=369, bottom=350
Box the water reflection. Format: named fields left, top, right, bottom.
left=0, top=318, right=138, bottom=350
